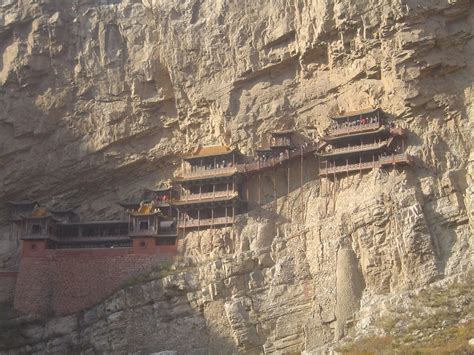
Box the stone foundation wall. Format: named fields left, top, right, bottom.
left=14, top=246, right=177, bottom=316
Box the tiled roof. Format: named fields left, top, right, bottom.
left=136, top=203, right=154, bottom=215
left=31, top=207, right=48, bottom=217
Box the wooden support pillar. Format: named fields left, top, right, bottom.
left=258, top=174, right=261, bottom=205
left=199, top=185, right=202, bottom=200
left=273, top=166, right=277, bottom=212
left=225, top=206, right=228, bottom=223
left=213, top=184, right=216, bottom=198
left=183, top=211, right=186, bottom=236
left=211, top=208, right=214, bottom=227
left=300, top=147, right=304, bottom=212
left=226, top=182, right=229, bottom=197
left=197, top=209, right=201, bottom=228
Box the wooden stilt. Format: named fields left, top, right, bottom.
left=273, top=166, right=277, bottom=212
left=183, top=211, right=186, bottom=237
left=197, top=209, right=200, bottom=230
left=258, top=173, right=261, bottom=205
left=300, top=146, right=304, bottom=220
left=287, top=160, right=291, bottom=220
left=211, top=208, right=214, bottom=231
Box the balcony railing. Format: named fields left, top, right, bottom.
left=320, top=161, right=378, bottom=176
left=181, top=191, right=237, bottom=202
left=177, top=216, right=235, bottom=228
left=319, top=142, right=384, bottom=156
left=319, top=153, right=413, bottom=176
left=238, top=144, right=318, bottom=174
left=327, top=122, right=380, bottom=137
left=177, top=166, right=238, bottom=180
left=379, top=153, right=412, bottom=165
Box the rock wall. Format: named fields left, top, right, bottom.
left=0, top=0, right=472, bottom=353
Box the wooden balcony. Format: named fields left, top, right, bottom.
left=180, top=190, right=238, bottom=202
left=379, top=153, right=413, bottom=166
left=317, top=141, right=386, bottom=158
left=319, top=153, right=413, bottom=177
left=319, top=161, right=378, bottom=177
left=238, top=144, right=318, bottom=175
left=176, top=166, right=238, bottom=181
left=177, top=216, right=235, bottom=229
left=327, top=122, right=380, bottom=137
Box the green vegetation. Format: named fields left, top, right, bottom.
left=338, top=271, right=474, bottom=354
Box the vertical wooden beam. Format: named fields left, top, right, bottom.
left=258, top=174, right=261, bottom=204
left=273, top=166, right=277, bottom=212
left=300, top=146, right=304, bottom=217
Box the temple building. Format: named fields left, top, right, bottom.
left=128, top=201, right=176, bottom=253
left=14, top=200, right=177, bottom=255
left=19, top=207, right=58, bottom=257
left=317, top=108, right=413, bottom=177
left=171, top=145, right=246, bottom=230
left=120, top=186, right=177, bottom=238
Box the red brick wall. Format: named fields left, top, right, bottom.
left=21, top=240, right=47, bottom=258
left=0, top=272, right=18, bottom=304
left=14, top=246, right=177, bottom=316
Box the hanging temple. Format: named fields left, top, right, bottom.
left=9, top=108, right=413, bottom=259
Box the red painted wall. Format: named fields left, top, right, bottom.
left=14, top=246, right=177, bottom=316
left=0, top=272, right=18, bottom=303
left=21, top=240, right=47, bottom=258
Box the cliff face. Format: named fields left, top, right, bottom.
left=0, top=0, right=473, bottom=353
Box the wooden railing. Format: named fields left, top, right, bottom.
left=177, top=166, right=238, bottom=179
left=177, top=216, right=235, bottom=228
left=181, top=191, right=237, bottom=201
left=319, top=153, right=413, bottom=176
left=327, top=122, right=380, bottom=137
left=238, top=144, right=319, bottom=174
left=379, top=153, right=412, bottom=165
left=319, top=142, right=384, bottom=156
left=320, top=161, right=378, bottom=175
